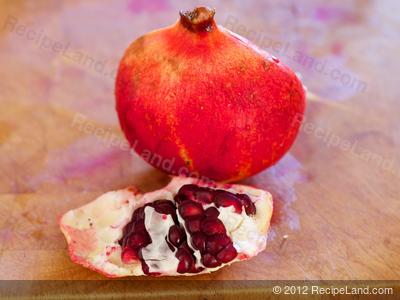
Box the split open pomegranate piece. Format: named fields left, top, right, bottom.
left=60, top=177, right=273, bottom=277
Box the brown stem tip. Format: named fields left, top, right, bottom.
left=180, top=6, right=216, bottom=32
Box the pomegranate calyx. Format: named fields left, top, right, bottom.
left=179, top=6, right=216, bottom=32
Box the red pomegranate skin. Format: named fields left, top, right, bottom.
left=116, top=7, right=305, bottom=182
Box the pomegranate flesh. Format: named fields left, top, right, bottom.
left=60, top=177, right=273, bottom=277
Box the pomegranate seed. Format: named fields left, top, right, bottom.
left=214, top=191, right=243, bottom=213
left=204, top=207, right=220, bottom=218
left=245, top=202, right=256, bottom=215
left=122, top=221, right=134, bottom=238
left=141, top=260, right=149, bottom=274
left=205, top=234, right=232, bottom=254
left=201, top=253, right=221, bottom=268
left=176, top=248, right=194, bottom=274
left=197, top=187, right=214, bottom=203
left=190, top=266, right=205, bottom=273
left=216, top=244, right=237, bottom=263
left=132, top=206, right=145, bottom=222
left=136, top=248, right=144, bottom=260
left=128, top=232, right=151, bottom=249
left=168, top=225, right=185, bottom=247
left=237, top=194, right=256, bottom=215
left=174, top=194, right=187, bottom=204
left=178, top=201, right=204, bottom=219
left=121, top=247, right=138, bottom=263
left=178, top=184, right=199, bottom=201
left=200, top=218, right=226, bottom=235
left=165, top=236, right=175, bottom=251
left=152, top=200, right=176, bottom=214
left=141, top=261, right=161, bottom=276
left=133, top=219, right=146, bottom=232
left=119, top=236, right=127, bottom=247
left=186, top=219, right=201, bottom=233
left=191, top=232, right=206, bottom=252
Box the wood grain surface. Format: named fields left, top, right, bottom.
left=0, top=0, right=399, bottom=297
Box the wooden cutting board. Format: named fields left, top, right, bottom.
left=0, top=0, right=399, bottom=298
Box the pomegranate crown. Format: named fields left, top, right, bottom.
left=179, top=6, right=216, bottom=32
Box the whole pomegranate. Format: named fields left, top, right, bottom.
left=116, top=7, right=305, bottom=182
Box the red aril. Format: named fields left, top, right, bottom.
left=168, top=225, right=185, bottom=247
left=216, top=244, right=238, bottom=263
left=132, top=207, right=145, bottom=222
left=214, top=191, right=243, bottom=213
left=191, top=232, right=207, bottom=253
left=178, top=201, right=204, bottom=219
left=204, top=207, right=220, bottom=218
left=196, top=188, right=214, bottom=204
left=153, top=200, right=176, bottom=214
left=186, top=219, right=201, bottom=233
left=200, top=218, right=226, bottom=236
left=121, top=247, right=138, bottom=264
left=205, top=234, right=231, bottom=254
left=128, top=232, right=151, bottom=249
left=176, top=248, right=195, bottom=274
left=237, top=194, right=257, bottom=215
left=177, top=184, right=198, bottom=201
left=201, top=254, right=221, bottom=268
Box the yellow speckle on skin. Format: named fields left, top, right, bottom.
left=238, top=162, right=251, bottom=178
left=261, top=159, right=271, bottom=165
left=178, top=145, right=193, bottom=170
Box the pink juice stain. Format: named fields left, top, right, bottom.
left=275, top=3, right=368, bottom=102
left=314, top=5, right=359, bottom=23
left=62, top=147, right=121, bottom=178
left=127, top=0, right=169, bottom=14
left=29, top=136, right=129, bottom=189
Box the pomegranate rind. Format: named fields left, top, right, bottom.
left=60, top=177, right=273, bottom=277
left=115, top=10, right=306, bottom=182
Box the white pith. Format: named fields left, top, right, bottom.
left=60, top=176, right=273, bottom=277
